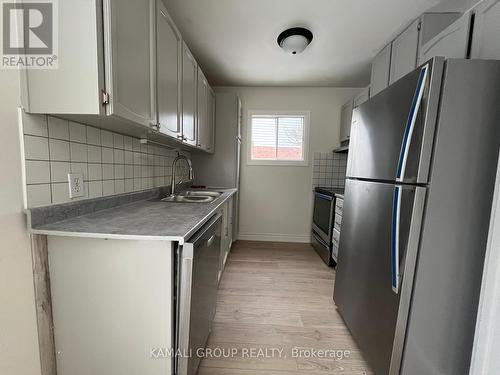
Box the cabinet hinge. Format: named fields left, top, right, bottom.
left=101, top=90, right=110, bottom=105
left=149, top=122, right=161, bottom=132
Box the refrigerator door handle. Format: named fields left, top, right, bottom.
left=391, top=186, right=402, bottom=293
left=396, top=64, right=429, bottom=182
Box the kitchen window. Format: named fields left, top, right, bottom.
left=247, top=111, right=310, bottom=166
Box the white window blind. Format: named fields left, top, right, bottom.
left=250, top=115, right=305, bottom=162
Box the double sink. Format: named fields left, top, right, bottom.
left=161, top=190, right=222, bottom=203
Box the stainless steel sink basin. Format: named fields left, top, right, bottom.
left=184, top=190, right=222, bottom=198
left=161, top=195, right=214, bottom=203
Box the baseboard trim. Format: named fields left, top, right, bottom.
left=237, top=232, right=311, bottom=243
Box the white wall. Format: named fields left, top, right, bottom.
left=0, top=72, right=42, bottom=374
left=215, top=87, right=359, bottom=243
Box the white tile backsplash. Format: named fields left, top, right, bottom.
left=102, top=180, right=115, bottom=196
left=101, top=130, right=114, bottom=147
left=71, top=162, right=88, bottom=180
left=87, top=145, right=102, bottom=163
left=102, top=147, right=114, bottom=163
left=50, top=161, right=71, bottom=183
left=51, top=183, right=71, bottom=204
left=114, top=179, right=125, bottom=194
left=70, top=142, right=88, bottom=162
left=25, top=161, right=50, bottom=184
left=113, top=149, right=124, bottom=164
left=49, top=139, right=70, bottom=161
left=88, top=181, right=103, bottom=198
left=113, top=133, right=124, bottom=149
left=88, top=163, right=102, bottom=181
left=48, top=117, right=69, bottom=140
left=21, top=113, right=190, bottom=208
left=86, top=126, right=101, bottom=146
left=102, top=164, right=114, bottom=180
left=25, top=136, right=49, bottom=160
left=22, top=112, right=48, bottom=137
left=69, top=121, right=87, bottom=143
left=312, top=152, right=347, bottom=189
left=26, top=184, right=51, bottom=207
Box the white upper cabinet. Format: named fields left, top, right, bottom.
left=20, top=0, right=216, bottom=152
left=389, top=19, right=420, bottom=85
left=419, top=12, right=473, bottom=63
left=103, top=0, right=156, bottom=127
left=339, top=99, right=354, bottom=143
left=370, top=44, right=392, bottom=97
left=182, top=43, right=198, bottom=146
left=156, top=0, right=182, bottom=140
left=196, top=69, right=210, bottom=151
left=20, top=0, right=104, bottom=115
left=21, top=0, right=157, bottom=129
left=207, top=88, right=216, bottom=153
left=353, top=86, right=370, bottom=108
left=471, top=0, right=500, bottom=59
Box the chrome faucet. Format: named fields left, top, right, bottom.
left=170, top=153, right=194, bottom=196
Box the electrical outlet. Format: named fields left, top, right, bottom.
left=68, top=173, right=85, bottom=198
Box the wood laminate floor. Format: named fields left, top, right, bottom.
left=198, top=241, right=373, bottom=375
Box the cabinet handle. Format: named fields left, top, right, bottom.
left=207, top=234, right=216, bottom=247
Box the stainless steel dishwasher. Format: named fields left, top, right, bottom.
left=176, top=213, right=222, bottom=375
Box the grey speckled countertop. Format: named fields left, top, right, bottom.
left=29, top=188, right=237, bottom=244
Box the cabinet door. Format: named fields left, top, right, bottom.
left=207, top=88, right=216, bottom=153
left=370, top=44, right=392, bottom=97
left=339, top=100, right=354, bottom=142
left=156, top=1, right=182, bottom=140
left=227, top=197, right=233, bottom=246
left=471, top=0, right=500, bottom=59
left=419, top=12, right=472, bottom=64
left=390, top=19, right=420, bottom=85
left=196, top=69, right=209, bottom=150
left=182, top=43, right=198, bottom=146
left=354, top=86, right=370, bottom=107
left=103, top=0, right=156, bottom=127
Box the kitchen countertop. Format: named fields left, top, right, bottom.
left=29, top=188, right=237, bottom=244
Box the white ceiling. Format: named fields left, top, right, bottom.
left=164, top=0, right=445, bottom=87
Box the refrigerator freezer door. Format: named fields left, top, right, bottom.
left=347, top=58, right=443, bottom=184
left=333, top=179, right=426, bottom=375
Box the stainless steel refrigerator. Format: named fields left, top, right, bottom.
left=333, top=58, right=500, bottom=375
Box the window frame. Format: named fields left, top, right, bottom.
left=246, top=110, right=310, bottom=167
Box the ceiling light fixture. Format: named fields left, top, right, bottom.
left=277, top=27, right=313, bottom=55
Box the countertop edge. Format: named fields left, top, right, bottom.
left=29, top=189, right=237, bottom=244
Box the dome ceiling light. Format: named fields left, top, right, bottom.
left=277, top=27, right=313, bottom=55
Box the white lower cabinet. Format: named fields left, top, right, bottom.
left=48, top=236, right=175, bottom=375
left=471, top=0, right=500, bottom=59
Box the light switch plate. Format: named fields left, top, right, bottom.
left=68, top=173, right=85, bottom=198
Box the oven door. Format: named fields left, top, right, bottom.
left=312, top=192, right=334, bottom=243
